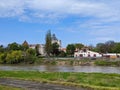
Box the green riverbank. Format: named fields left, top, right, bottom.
left=34, top=59, right=120, bottom=67
left=0, top=71, right=120, bottom=90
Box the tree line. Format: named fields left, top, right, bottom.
left=91, top=40, right=120, bottom=53
left=1, top=30, right=120, bottom=64
left=0, top=41, right=36, bottom=64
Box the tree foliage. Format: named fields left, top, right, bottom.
left=45, top=30, right=52, bottom=56
left=51, top=42, right=60, bottom=56
left=74, top=43, right=84, bottom=50
left=66, top=44, right=75, bottom=56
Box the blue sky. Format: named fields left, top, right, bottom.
left=0, top=0, right=120, bottom=47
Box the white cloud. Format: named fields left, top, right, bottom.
left=0, top=0, right=120, bottom=43
left=0, top=0, right=119, bottom=22
left=0, top=0, right=25, bottom=17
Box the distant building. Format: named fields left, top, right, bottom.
left=28, top=34, right=62, bottom=56
left=51, top=34, right=61, bottom=49
left=29, top=44, right=45, bottom=56
left=74, top=47, right=120, bottom=59
left=74, top=47, right=102, bottom=58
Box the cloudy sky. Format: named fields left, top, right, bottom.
left=0, top=0, right=120, bottom=47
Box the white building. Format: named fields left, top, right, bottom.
left=29, top=44, right=45, bottom=56
left=74, top=48, right=102, bottom=58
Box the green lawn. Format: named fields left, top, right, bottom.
left=0, top=71, right=120, bottom=90
left=0, top=85, right=23, bottom=90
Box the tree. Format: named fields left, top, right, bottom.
left=26, top=48, right=36, bottom=56
left=8, top=42, right=21, bottom=51
left=74, top=43, right=84, bottom=50
left=6, top=50, right=23, bottom=64
left=0, top=45, right=5, bottom=53
left=66, top=44, right=75, bottom=56
left=59, top=51, right=67, bottom=57
left=51, top=42, right=60, bottom=56
left=96, top=43, right=107, bottom=53
left=45, top=30, right=52, bottom=56
left=105, top=40, right=115, bottom=53
left=113, top=43, right=120, bottom=53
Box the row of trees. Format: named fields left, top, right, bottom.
left=0, top=42, right=36, bottom=64
left=91, top=41, right=120, bottom=53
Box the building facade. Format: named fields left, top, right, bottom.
left=74, top=48, right=102, bottom=58
left=29, top=44, right=45, bottom=56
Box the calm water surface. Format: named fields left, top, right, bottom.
left=0, top=65, right=120, bottom=74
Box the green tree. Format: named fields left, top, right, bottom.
left=6, top=50, right=23, bottom=64
left=0, top=53, right=7, bottom=64
left=8, top=42, right=21, bottom=51
left=96, top=43, right=107, bottom=53
left=66, top=44, right=75, bottom=56
left=26, top=48, right=36, bottom=56
left=45, top=30, right=52, bottom=56
left=51, top=42, right=60, bottom=56
left=24, top=48, right=36, bottom=64
left=105, top=40, right=115, bottom=53
left=113, top=43, right=120, bottom=53
left=0, top=45, right=5, bottom=53
left=74, top=43, right=84, bottom=50
left=59, top=51, right=67, bottom=57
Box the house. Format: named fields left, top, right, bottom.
left=74, top=48, right=102, bottom=58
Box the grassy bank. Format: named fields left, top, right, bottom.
left=35, top=59, right=120, bottom=66
left=94, top=60, right=120, bottom=66
left=0, top=71, right=120, bottom=90
left=0, top=85, right=23, bottom=90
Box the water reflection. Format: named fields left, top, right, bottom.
left=0, top=65, right=120, bottom=74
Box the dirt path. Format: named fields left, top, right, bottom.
left=0, top=78, right=89, bottom=90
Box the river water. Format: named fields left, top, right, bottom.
left=0, top=65, right=120, bottom=74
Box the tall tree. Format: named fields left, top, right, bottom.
left=45, top=30, right=52, bottom=56
left=66, top=44, right=75, bottom=56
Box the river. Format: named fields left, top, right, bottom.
left=0, top=65, right=120, bottom=74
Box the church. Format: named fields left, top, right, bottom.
left=29, top=34, right=61, bottom=56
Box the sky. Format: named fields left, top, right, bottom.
left=0, top=0, right=120, bottom=47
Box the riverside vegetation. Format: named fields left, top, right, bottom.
left=0, top=71, right=120, bottom=90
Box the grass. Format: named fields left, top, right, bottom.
left=95, top=60, right=120, bottom=66
left=0, top=71, right=120, bottom=90
left=0, top=85, right=23, bottom=90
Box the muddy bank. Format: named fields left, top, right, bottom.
left=0, top=78, right=89, bottom=90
